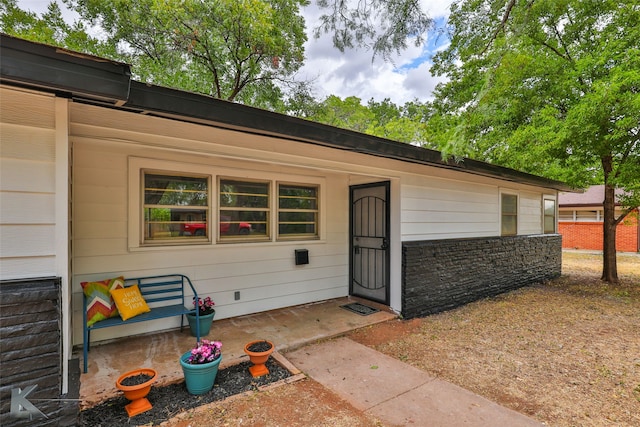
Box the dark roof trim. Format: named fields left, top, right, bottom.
left=1, top=34, right=571, bottom=191
left=0, top=34, right=131, bottom=103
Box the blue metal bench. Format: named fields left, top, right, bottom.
left=83, top=274, right=200, bottom=373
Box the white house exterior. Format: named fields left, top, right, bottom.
left=0, top=35, right=569, bottom=424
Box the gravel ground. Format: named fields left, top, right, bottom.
left=79, top=358, right=290, bottom=426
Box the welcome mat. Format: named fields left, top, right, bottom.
left=340, top=302, right=380, bottom=316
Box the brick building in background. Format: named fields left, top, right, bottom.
left=559, top=185, right=639, bottom=252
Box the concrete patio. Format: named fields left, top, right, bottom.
left=77, top=296, right=396, bottom=408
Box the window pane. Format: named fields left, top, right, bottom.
left=219, top=211, right=268, bottom=236
left=502, top=216, right=517, bottom=236
left=143, top=173, right=209, bottom=242
left=279, top=185, right=318, bottom=209
left=576, top=210, right=598, bottom=221
left=145, top=174, right=207, bottom=206
left=502, top=194, right=517, bottom=214
left=278, top=184, right=319, bottom=239
left=544, top=199, right=555, bottom=216
left=501, top=194, right=517, bottom=236
left=544, top=216, right=555, bottom=233
left=219, top=179, right=270, bottom=241
left=220, top=180, right=269, bottom=208
left=544, top=199, right=556, bottom=234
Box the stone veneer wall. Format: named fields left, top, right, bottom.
left=0, top=278, right=79, bottom=426
left=402, top=234, right=562, bottom=319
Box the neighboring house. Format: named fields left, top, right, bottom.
left=0, top=35, right=569, bottom=424
left=559, top=185, right=640, bottom=252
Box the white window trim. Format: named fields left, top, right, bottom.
left=499, top=190, right=519, bottom=236
left=542, top=195, right=557, bottom=234
left=276, top=181, right=320, bottom=241
left=129, top=157, right=326, bottom=250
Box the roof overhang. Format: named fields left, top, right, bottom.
left=1, top=33, right=572, bottom=192
left=0, top=34, right=131, bottom=103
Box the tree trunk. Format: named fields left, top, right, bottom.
left=601, top=173, right=619, bottom=283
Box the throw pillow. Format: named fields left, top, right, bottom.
left=81, top=276, right=125, bottom=326
left=110, top=285, right=151, bottom=321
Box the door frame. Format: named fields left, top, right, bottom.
left=349, top=181, right=391, bottom=305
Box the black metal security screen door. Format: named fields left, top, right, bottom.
left=350, top=182, right=390, bottom=304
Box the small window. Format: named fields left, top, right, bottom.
left=143, top=173, right=209, bottom=243
left=501, top=193, right=518, bottom=236
left=278, top=184, right=319, bottom=240
left=543, top=198, right=556, bottom=233
left=576, top=210, right=599, bottom=221
left=219, top=179, right=269, bottom=241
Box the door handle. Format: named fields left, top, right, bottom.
left=354, top=245, right=360, bottom=254
left=380, top=238, right=389, bottom=250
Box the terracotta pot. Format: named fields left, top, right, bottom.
left=244, top=340, right=274, bottom=377
left=115, top=368, right=157, bottom=417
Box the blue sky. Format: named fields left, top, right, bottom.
left=18, top=0, right=453, bottom=106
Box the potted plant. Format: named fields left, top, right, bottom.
left=186, top=296, right=215, bottom=336
left=115, top=368, right=157, bottom=417
left=244, top=340, right=274, bottom=377
left=179, top=339, right=222, bottom=395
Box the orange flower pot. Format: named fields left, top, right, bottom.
left=115, top=368, right=157, bottom=417
left=244, top=340, right=274, bottom=377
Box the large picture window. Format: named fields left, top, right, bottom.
left=143, top=173, right=209, bottom=243
left=219, top=179, right=269, bottom=241
left=501, top=193, right=518, bottom=236
left=278, top=184, right=319, bottom=239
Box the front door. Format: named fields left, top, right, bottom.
left=350, top=182, right=390, bottom=304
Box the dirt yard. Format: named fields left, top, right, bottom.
left=167, top=251, right=639, bottom=427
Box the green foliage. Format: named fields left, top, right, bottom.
left=304, top=95, right=432, bottom=145
left=429, top=0, right=639, bottom=201
left=1, top=0, right=309, bottom=106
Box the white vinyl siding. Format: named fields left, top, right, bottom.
left=0, top=88, right=57, bottom=279
left=401, top=177, right=498, bottom=240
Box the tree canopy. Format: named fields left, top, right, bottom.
left=1, top=0, right=309, bottom=109
left=428, top=0, right=640, bottom=282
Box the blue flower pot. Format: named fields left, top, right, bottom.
left=179, top=351, right=222, bottom=395
left=186, top=311, right=215, bottom=336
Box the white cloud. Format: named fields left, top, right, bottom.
left=299, top=0, right=454, bottom=105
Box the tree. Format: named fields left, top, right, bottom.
left=0, top=0, right=116, bottom=57
left=1, top=0, right=309, bottom=108
left=315, top=0, right=433, bottom=61
left=428, top=0, right=640, bottom=283
left=304, top=95, right=431, bottom=144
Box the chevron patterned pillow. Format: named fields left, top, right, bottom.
left=81, top=276, right=125, bottom=326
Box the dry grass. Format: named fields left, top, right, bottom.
left=167, top=251, right=639, bottom=426
left=351, top=251, right=640, bottom=426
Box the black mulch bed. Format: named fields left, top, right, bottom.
left=80, top=359, right=291, bottom=426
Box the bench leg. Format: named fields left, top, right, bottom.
left=83, top=328, right=90, bottom=373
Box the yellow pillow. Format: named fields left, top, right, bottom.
left=110, top=285, right=151, bottom=321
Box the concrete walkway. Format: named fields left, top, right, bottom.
left=286, top=337, right=544, bottom=427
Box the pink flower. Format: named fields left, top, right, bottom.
left=186, top=339, right=222, bottom=364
